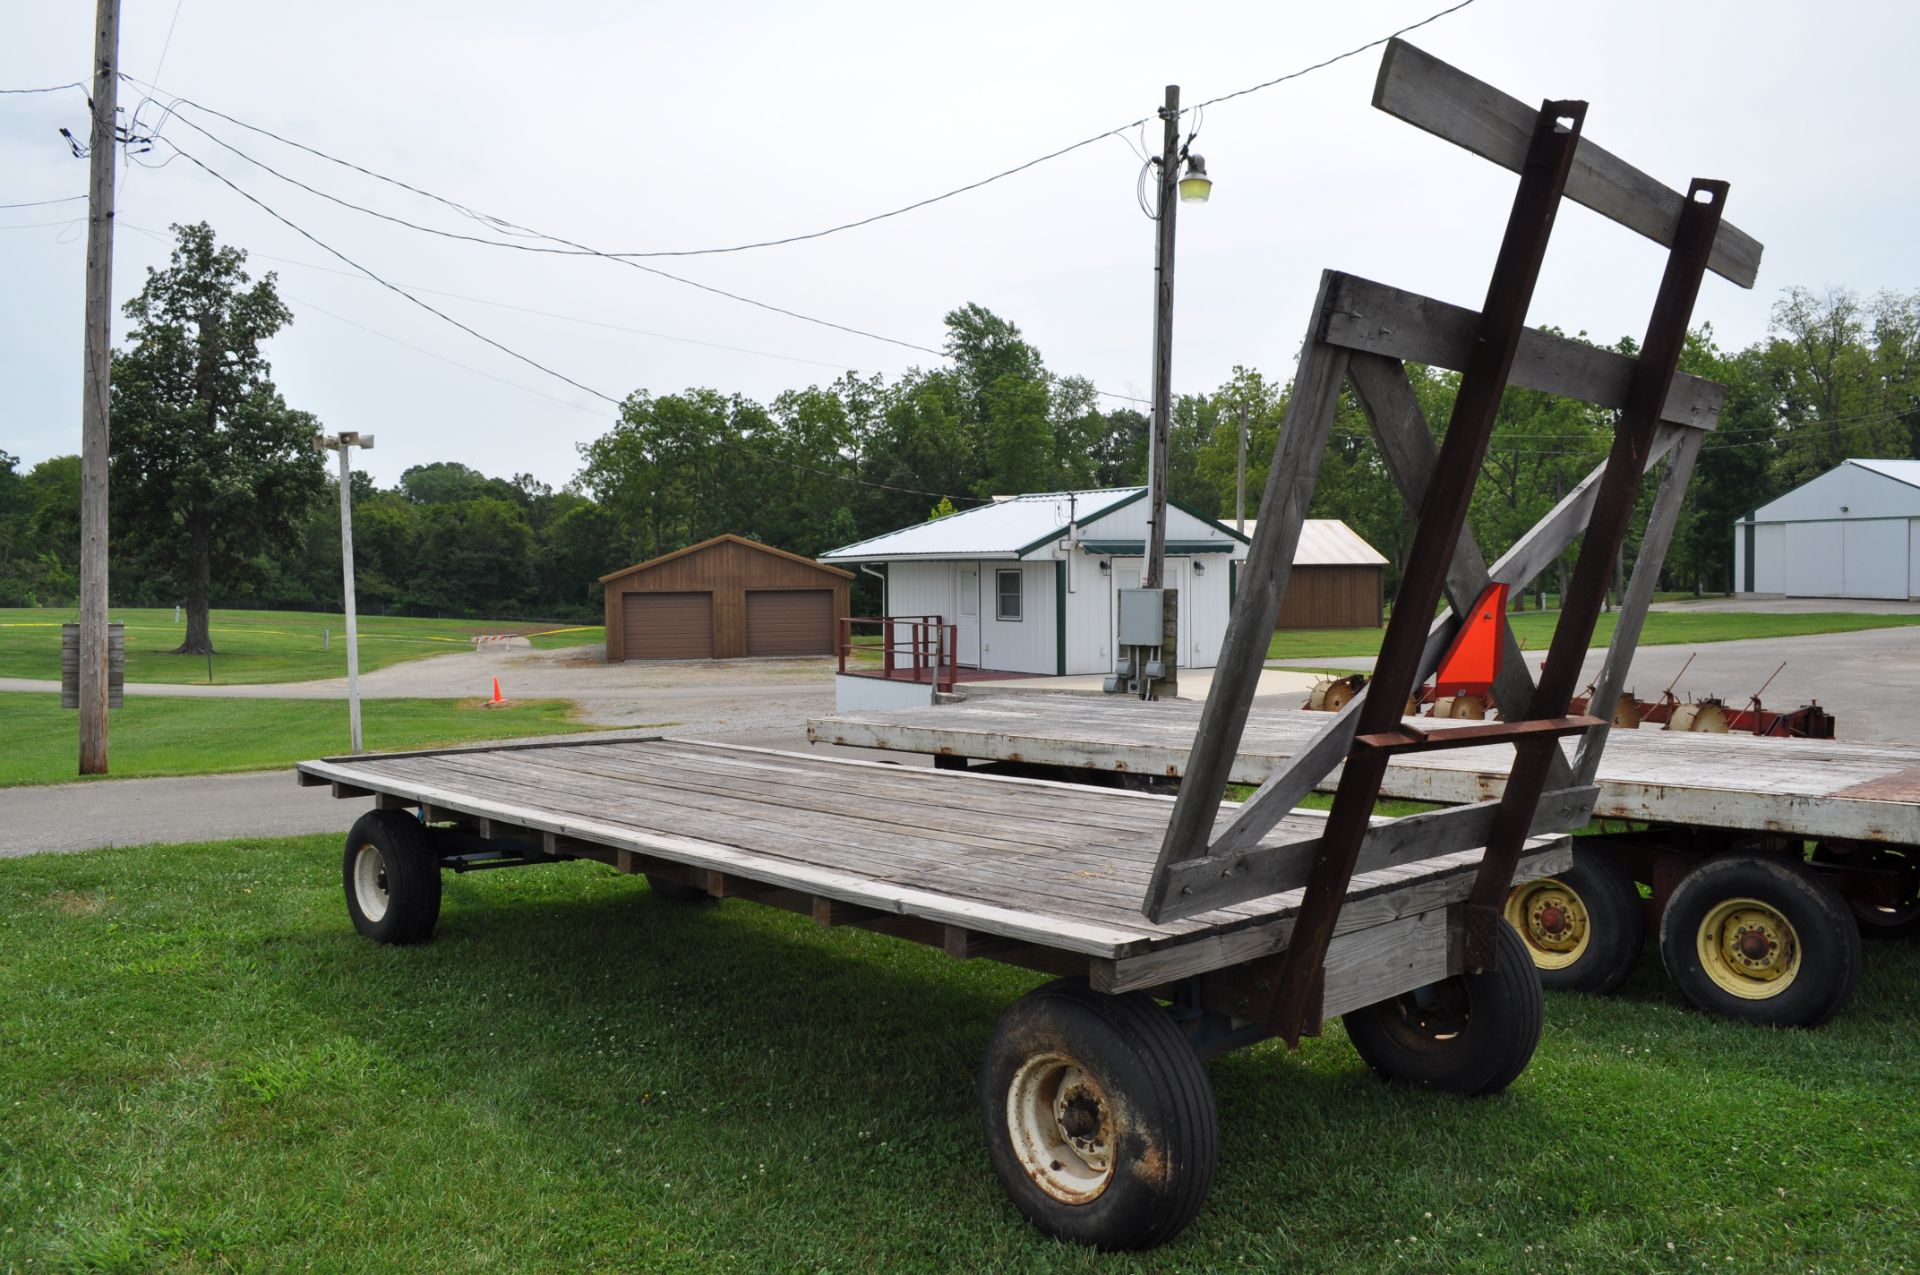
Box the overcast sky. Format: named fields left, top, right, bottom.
left=4, top=1, right=1913, bottom=491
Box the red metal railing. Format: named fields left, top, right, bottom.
left=837, top=615, right=957, bottom=692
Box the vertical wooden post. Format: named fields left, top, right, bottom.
left=77, top=0, right=121, bottom=776
left=1235, top=400, right=1248, bottom=532
left=1144, top=84, right=1179, bottom=590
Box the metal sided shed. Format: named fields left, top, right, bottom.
left=820, top=488, right=1251, bottom=676
left=1238, top=520, right=1388, bottom=628
left=600, top=535, right=853, bottom=662
left=1734, top=459, right=1920, bottom=600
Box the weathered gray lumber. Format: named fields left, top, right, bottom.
left=1323, top=273, right=1724, bottom=429
left=1573, top=394, right=1706, bottom=785
left=1092, top=843, right=1572, bottom=993
left=1319, top=908, right=1455, bottom=1020
left=1372, top=39, right=1762, bottom=288
left=1158, top=787, right=1596, bottom=921
left=1349, top=352, right=1571, bottom=791
left=1489, top=422, right=1688, bottom=591
left=1207, top=616, right=1458, bottom=857
left=1144, top=273, right=1351, bottom=912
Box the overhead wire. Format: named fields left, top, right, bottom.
left=110, top=0, right=1480, bottom=262
left=148, top=137, right=981, bottom=505
left=0, top=194, right=87, bottom=209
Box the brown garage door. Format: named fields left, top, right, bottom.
left=622, top=591, right=714, bottom=660
left=745, top=589, right=835, bottom=657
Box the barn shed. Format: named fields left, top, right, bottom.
left=820, top=488, right=1250, bottom=677
left=1236, top=519, right=1388, bottom=628
left=1734, top=459, right=1920, bottom=600
left=599, top=535, right=852, bottom=662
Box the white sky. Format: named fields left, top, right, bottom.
left=3, top=0, right=1912, bottom=490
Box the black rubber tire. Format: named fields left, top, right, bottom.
left=643, top=873, right=711, bottom=904
left=1506, top=844, right=1645, bottom=995
left=1342, top=921, right=1543, bottom=1097
left=979, top=979, right=1217, bottom=1251
left=1821, top=846, right=1920, bottom=939
left=342, top=810, right=442, bottom=945
left=1658, top=854, right=1862, bottom=1028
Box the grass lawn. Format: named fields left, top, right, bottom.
left=1270, top=610, right=1920, bottom=662
left=0, top=607, right=604, bottom=686
left=2, top=836, right=1914, bottom=1272
left=0, top=693, right=605, bottom=788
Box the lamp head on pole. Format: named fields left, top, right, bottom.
left=1178, top=153, right=1212, bottom=203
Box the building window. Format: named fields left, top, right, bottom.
left=996, top=569, right=1023, bottom=621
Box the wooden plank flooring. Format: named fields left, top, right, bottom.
left=809, top=695, right=1920, bottom=845
left=296, top=738, right=1566, bottom=963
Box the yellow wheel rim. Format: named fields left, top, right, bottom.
left=1695, top=897, right=1800, bottom=999
left=1504, top=877, right=1591, bottom=970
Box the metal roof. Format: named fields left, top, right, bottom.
left=1849, top=458, right=1920, bottom=490
left=820, top=488, right=1145, bottom=561
left=1236, top=520, right=1389, bottom=567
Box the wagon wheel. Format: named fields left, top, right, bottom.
left=1811, top=843, right=1920, bottom=939
left=342, top=809, right=442, bottom=945
left=1341, top=921, right=1542, bottom=1096
left=1657, top=854, right=1861, bottom=1027
left=1502, top=845, right=1645, bottom=994
left=979, top=979, right=1217, bottom=1251
left=1667, top=699, right=1730, bottom=733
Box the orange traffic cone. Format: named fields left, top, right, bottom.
left=485, top=676, right=507, bottom=708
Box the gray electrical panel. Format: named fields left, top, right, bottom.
left=1117, top=588, right=1165, bottom=646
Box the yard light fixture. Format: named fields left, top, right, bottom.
left=1178, top=153, right=1212, bottom=203
left=315, top=430, right=376, bottom=753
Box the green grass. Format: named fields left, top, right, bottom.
left=1270, top=610, right=1920, bottom=662
left=0, top=835, right=1913, bottom=1272
left=0, top=693, right=607, bottom=787
left=0, top=607, right=604, bottom=686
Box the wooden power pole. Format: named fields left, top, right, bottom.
left=77, top=0, right=120, bottom=775
left=1235, top=400, right=1249, bottom=532
left=1144, top=84, right=1180, bottom=590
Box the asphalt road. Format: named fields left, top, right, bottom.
left=12, top=620, right=1920, bottom=856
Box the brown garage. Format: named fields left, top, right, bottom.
left=1236, top=518, right=1388, bottom=630
left=600, top=535, right=852, bottom=663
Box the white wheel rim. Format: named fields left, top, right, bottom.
left=353, top=844, right=391, bottom=923
left=1006, top=1052, right=1115, bottom=1204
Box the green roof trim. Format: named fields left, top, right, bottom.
left=1078, top=540, right=1238, bottom=555
left=1054, top=561, right=1067, bottom=676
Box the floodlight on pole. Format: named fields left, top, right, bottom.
left=315, top=430, right=373, bottom=752
left=1178, top=154, right=1213, bottom=203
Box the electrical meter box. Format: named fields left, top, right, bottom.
left=1117, top=588, right=1165, bottom=646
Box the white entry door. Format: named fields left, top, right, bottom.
left=954, top=566, right=980, bottom=666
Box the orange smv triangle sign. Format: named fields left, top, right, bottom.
left=1434, top=582, right=1508, bottom=697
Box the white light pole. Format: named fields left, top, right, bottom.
left=315, top=430, right=374, bottom=752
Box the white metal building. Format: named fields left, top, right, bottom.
left=1735, top=459, right=1920, bottom=599
left=821, top=488, right=1252, bottom=676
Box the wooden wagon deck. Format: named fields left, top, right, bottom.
left=809, top=696, right=1920, bottom=846
left=295, top=736, right=1568, bottom=1001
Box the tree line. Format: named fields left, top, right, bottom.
left=3, top=223, right=1917, bottom=648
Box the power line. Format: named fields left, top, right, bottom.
left=150, top=140, right=981, bottom=505
left=112, top=1, right=1480, bottom=264
left=0, top=194, right=87, bottom=209
left=0, top=81, right=85, bottom=95
left=146, top=109, right=1152, bottom=404
left=1187, top=0, right=1478, bottom=112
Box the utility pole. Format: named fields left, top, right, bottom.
left=1235, top=399, right=1249, bottom=533
left=316, top=431, right=374, bottom=752
left=1144, top=84, right=1180, bottom=590
left=77, top=0, right=121, bottom=775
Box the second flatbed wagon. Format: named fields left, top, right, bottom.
left=811, top=696, right=1920, bottom=1025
